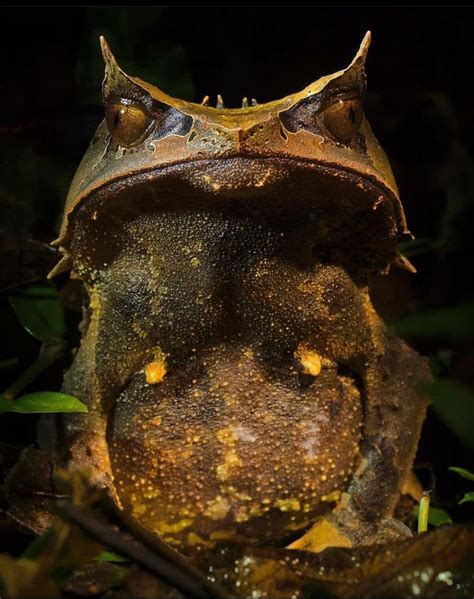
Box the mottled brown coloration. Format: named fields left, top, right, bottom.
left=51, top=32, right=430, bottom=553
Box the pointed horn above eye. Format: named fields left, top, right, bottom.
left=99, top=35, right=129, bottom=94
left=349, top=30, right=371, bottom=68
left=331, top=30, right=372, bottom=94
left=295, top=31, right=372, bottom=101
left=100, top=36, right=116, bottom=67
left=99, top=35, right=124, bottom=80
left=98, top=36, right=177, bottom=108
left=98, top=36, right=149, bottom=104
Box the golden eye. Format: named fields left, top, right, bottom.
left=320, top=97, right=363, bottom=144
left=105, top=102, right=152, bottom=147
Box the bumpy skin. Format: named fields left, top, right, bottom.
left=51, top=33, right=430, bottom=553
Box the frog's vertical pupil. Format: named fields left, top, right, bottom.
left=349, top=105, right=356, bottom=124
left=113, top=110, right=121, bottom=129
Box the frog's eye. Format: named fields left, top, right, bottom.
left=320, top=97, right=363, bottom=144
left=105, top=102, right=152, bottom=147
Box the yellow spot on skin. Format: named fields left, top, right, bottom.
left=216, top=448, right=242, bottom=481
left=143, top=489, right=161, bottom=500
left=274, top=498, right=301, bottom=512
left=156, top=518, right=193, bottom=535
left=132, top=503, right=147, bottom=517
left=234, top=506, right=249, bottom=523
left=210, top=529, right=237, bottom=541
left=204, top=496, right=231, bottom=520
left=296, top=345, right=322, bottom=376
left=187, top=533, right=214, bottom=548
left=87, top=285, right=101, bottom=323
left=249, top=503, right=266, bottom=517
left=216, top=427, right=236, bottom=445
left=145, top=357, right=167, bottom=384
left=321, top=490, right=342, bottom=503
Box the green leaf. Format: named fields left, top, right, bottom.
left=428, top=507, right=453, bottom=527
left=425, top=379, right=474, bottom=449
left=94, top=550, right=129, bottom=563
left=412, top=505, right=453, bottom=527
left=393, top=303, right=474, bottom=339
left=449, top=466, right=474, bottom=481
left=0, top=392, right=87, bottom=414
left=9, top=283, right=65, bottom=343
left=459, top=492, right=474, bottom=505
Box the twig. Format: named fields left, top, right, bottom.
left=2, top=340, right=65, bottom=400
left=102, top=493, right=212, bottom=584
left=56, top=500, right=232, bottom=599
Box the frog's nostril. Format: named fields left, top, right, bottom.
left=216, top=94, right=225, bottom=109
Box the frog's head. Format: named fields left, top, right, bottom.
left=51, top=32, right=409, bottom=277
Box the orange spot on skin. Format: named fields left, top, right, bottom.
left=295, top=345, right=322, bottom=376
left=145, top=359, right=167, bottom=384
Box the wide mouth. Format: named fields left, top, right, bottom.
left=60, top=155, right=406, bottom=248
left=55, top=155, right=406, bottom=283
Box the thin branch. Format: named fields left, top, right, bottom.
left=2, top=341, right=65, bottom=400
left=102, top=493, right=215, bottom=587
left=56, top=500, right=232, bottom=599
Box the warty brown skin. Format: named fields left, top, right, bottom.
left=50, top=32, right=430, bottom=553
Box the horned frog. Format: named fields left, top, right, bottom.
left=49, top=32, right=430, bottom=554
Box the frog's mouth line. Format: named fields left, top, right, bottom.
left=57, top=155, right=408, bottom=250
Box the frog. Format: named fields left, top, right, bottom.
left=49, top=31, right=430, bottom=555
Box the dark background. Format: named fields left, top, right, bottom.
left=1, top=7, right=473, bottom=535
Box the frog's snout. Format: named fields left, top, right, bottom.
left=188, top=157, right=290, bottom=197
